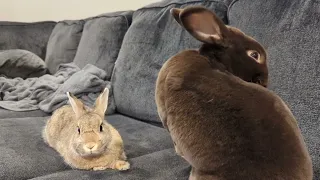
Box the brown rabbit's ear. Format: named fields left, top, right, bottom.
left=67, top=92, right=86, bottom=118
left=172, top=6, right=229, bottom=44
left=170, top=8, right=183, bottom=26
left=94, top=88, right=109, bottom=117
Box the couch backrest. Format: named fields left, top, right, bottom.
left=43, top=11, right=133, bottom=77
left=73, top=11, right=133, bottom=80
left=44, top=20, right=85, bottom=74
left=111, top=0, right=229, bottom=123
left=0, top=21, right=56, bottom=59
left=228, top=0, right=319, bottom=178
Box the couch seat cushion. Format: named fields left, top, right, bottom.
left=0, top=114, right=173, bottom=180
left=31, top=148, right=190, bottom=180
left=228, top=0, right=320, bottom=178
left=0, top=108, right=49, bottom=119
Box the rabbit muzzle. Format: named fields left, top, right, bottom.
left=75, top=131, right=105, bottom=157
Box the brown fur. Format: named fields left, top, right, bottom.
left=155, top=6, right=313, bottom=180
left=43, top=88, right=130, bottom=171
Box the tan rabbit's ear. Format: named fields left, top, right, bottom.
left=94, top=88, right=109, bottom=117
left=171, top=6, right=229, bottom=44
left=67, top=92, right=86, bottom=118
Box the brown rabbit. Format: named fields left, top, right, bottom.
left=43, top=88, right=130, bottom=171
left=155, top=6, right=313, bottom=180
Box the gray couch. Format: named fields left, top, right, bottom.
left=0, top=0, right=319, bottom=179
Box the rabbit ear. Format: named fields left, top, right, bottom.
left=67, top=92, right=86, bottom=118
left=171, top=6, right=229, bottom=44
left=170, top=8, right=183, bottom=26
left=94, top=88, right=109, bottom=117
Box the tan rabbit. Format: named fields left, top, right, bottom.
left=43, top=88, right=130, bottom=171
left=155, top=6, right=313, bottom=180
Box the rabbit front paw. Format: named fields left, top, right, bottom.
left=93, top=166, right=108, bottom=171
left=114, top=160, right=130, bottom=171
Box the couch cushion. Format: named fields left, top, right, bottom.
left=0, top=114, right=173, bottom=180
left=0, top=21, right=56, bottom=59
left=112, top=0, right=229, bottom=123
left=0, top=49, right=47, bottom=79
left=0, top=108, right=49, bottom=119
left=73, top=11, right=133, bottom=80
left=228, top=0, right=320, bottom=178
left=45, top=20, right=84, bottom=74
left=31, top=148, right=190, bottom=180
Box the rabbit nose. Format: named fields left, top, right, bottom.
left=85, top=142, right=96, bottom=150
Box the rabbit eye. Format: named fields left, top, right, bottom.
left=100, top=125, right=103, bottom=132
left=77, top=127, right=80, bottom=134
left=247, top=50, right=260, bottom=60
left=250, top=52, right=259, bottom=59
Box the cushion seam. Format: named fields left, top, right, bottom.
left=85, top=14, right=131, bottom=28
left=130, top=147, right=175, bottom=160
left=112, top=114, right=164, bottom=129
left=227, top=0, right=240, bottom=21
left=0, top=21, right=56, bottom=26
left=57, top=20, right=85, bottom=25
left=136, top=0, right=228, bottom=12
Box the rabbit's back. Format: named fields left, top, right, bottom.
left=43, top=105, right=77, bottom=153
left=156, top=6, right=312, bottom=179
left=158, top=51, right=312, bottom=179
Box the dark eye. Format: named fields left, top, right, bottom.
left=250, top=51, right=259, bottom=60
left=100, top=124, right=103, bottom=132
left=77, top=127, right=80, bottom=134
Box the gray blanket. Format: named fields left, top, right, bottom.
left=0, top=62, right=115, bottom=114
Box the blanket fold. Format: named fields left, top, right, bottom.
left=0, top=62, right=115, bottom=115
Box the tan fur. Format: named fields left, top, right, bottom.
left=155, top=6, right=313, bottom=180
left=43, top=88, right=129, bottom=171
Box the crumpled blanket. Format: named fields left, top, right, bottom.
left=0, top=62, right=115, bottom=114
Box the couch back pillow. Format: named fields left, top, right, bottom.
left=0, top=49, right=47, bottom=79
left=228, top=0, right=320, bottom=178
left=45, top=20, right=84, bottom=74
left=73, top=11, right=133, bottom=80
left=0, top=21, right=56, bottom=59
left=112, top=0, right=229, bottom=123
